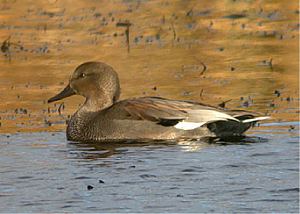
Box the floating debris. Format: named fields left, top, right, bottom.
left=182, top=91, right=192, bottom=96
left=269, top=103, right=275, bottom=107
left=267, top=10, right=281, bottom=21
left=242, top=100, right=249, bottom=107
left=1, top=36, right=10, bottom=53
left=171, top=23, right=177, bottom=41
left=274, top=90, right=281, bottom=97
left=259, top=58, right=273, bottom=69
left=200, top=62, right=207, bottom=75
left=140, top=174, right=157, bottom=179
left=155, top=34, right=160, bottom=40
left=223, top=14, right=247, bottom=19
left=39, top=10, right=65, bottom=18
left=94, top=12, right=102, bottom=17
left=116, top=21, right=132, bottom=53
left=193, top=58, right=207, bottom=75
left=44, top=119, right=52, bottom=127
left=186, top=9, right=211, bottom=17
left=198, top=10, right=211, bottom=16
left=14, top=108, right=28, bottom=114
left=58, top=103, right=65, bottom=115
left=199, top=89, right=204, bottom=99
left=87, top=185, right=94, bottom=190
left=186, top=9, right=193, bottom=17
left=288, top=125, right=295, bottom=131
left=1, top=36, right=11, bottom=60
left=218, top=99, right=232, bottom=108
left=145, top=36, right=153, bottom=43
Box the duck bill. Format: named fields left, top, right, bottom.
left=48, top=84, right=76, bottom=103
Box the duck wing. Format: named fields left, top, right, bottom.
left=121, top=97, right=240, bottom=130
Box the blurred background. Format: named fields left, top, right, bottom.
left=0, top=0, right=298, bottom=133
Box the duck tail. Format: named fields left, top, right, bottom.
left=241, top=116, right=271, bottom=123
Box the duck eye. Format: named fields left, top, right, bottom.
left=79, top=73, right=86, bottom=78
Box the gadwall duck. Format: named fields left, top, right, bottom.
left=48, top=61, right=269, bottom=143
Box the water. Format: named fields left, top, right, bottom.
left=0, top=122, right=299, bottom=213
left=0, top=0, right=299, bottom=212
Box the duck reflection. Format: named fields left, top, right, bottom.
left=66, top=136, right=268, bottom=160
left=66, top=140, right=177, bottom=160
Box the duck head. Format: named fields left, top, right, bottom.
left=48, top=61, right=120, bottom=109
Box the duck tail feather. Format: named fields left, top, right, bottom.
left=242, top=116, right=271, bottom=123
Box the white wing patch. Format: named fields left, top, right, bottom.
left=174, top=121, right=205, bottom=130
left=174, top=109, right=239, bottom=130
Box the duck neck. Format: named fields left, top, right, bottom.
left=79, top=86, right=120, bottom=113
left=81, top=94, right=114, bottom=113
left=67, top=94, right=114, bottom=140
left=66, top=89, right=120, bottom=141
